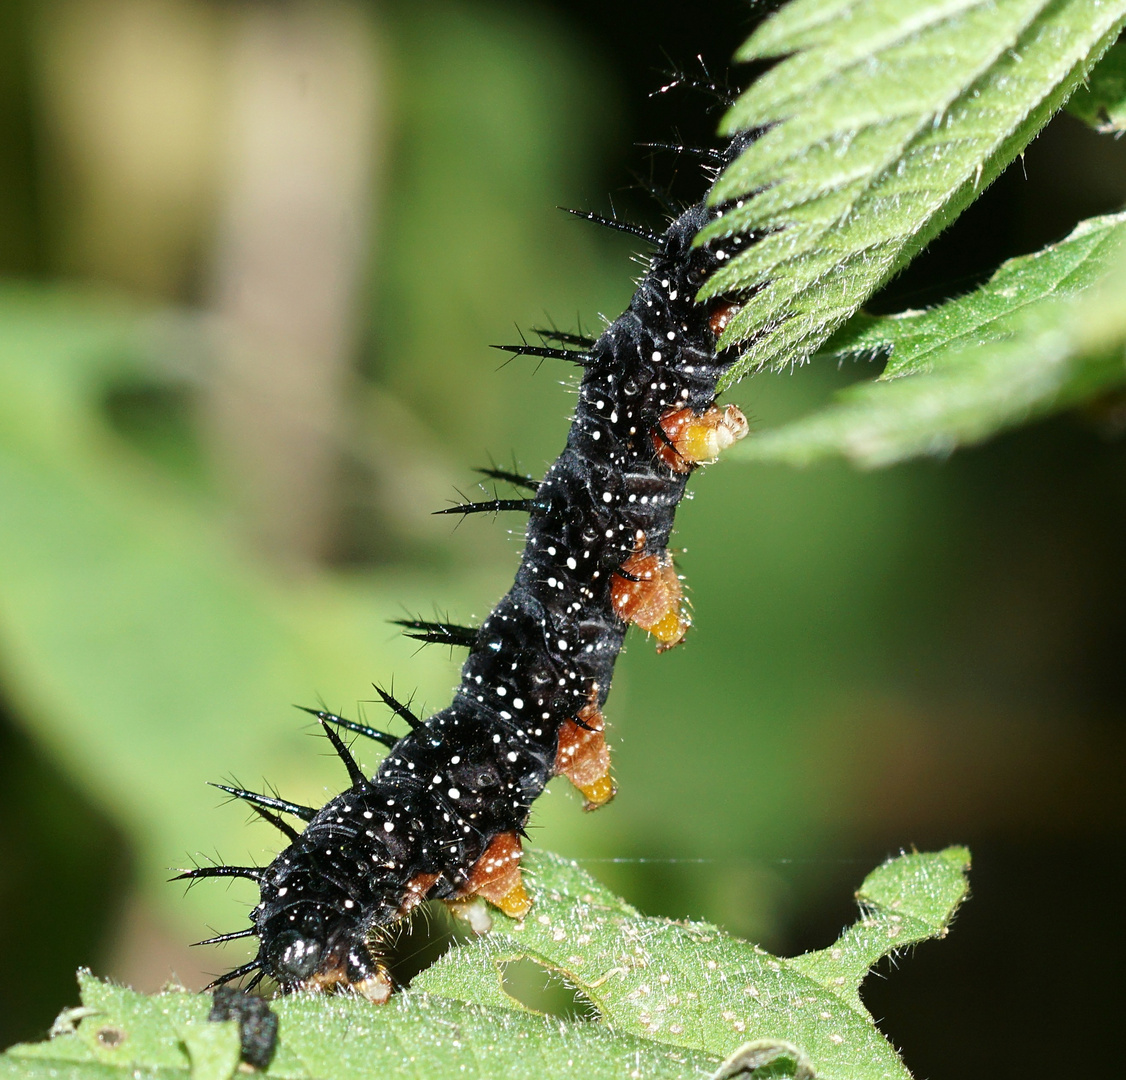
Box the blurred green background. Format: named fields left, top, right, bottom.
left=1, top=1, right=1124, bottom=1077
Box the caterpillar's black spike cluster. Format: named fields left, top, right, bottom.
left=204, top=959, right=262, bottom=992
left=528, top=328, right=596, bottom=349
left=562, top=207, right=663, bottom=244
left=173, top=864, right=263, bottom=883
left=193, top=927, right=257, bottom=947
left=187, top=104, right=759, bottom=1002
left=247, top=803, right=302, bottom=842
left=474, top=467, right=539, bottom=493
left=491, top=342, right=591, bottom=366
left=638, top=140, right=727, bottom=163
left=393, top=617, right=479, bottom=649
left=372, top=684, right=422, bottom=729
left=316, top=718, right=369, bottom=789
left=296, top=706, right=399, bottom=750
left=651, top=55, right=737, bottom=108
left=210, top=781, right=317, bottom=823
left=433, top=497, right=542, bottom=517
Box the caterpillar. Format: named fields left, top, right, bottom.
left=179, top=125, right=757, bottom=1002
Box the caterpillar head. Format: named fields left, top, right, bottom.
left=254, top=860, right=394, bottom=1003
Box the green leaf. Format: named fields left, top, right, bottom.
left=174, top=1020, right=241, bottom=1080
left=4, top=970, right=718, bottom=1080
left=735, top=215, right=1126, bottom=466
left=830, top=211, right=1126, bottom=379
left=416, top=848, right=971, bottom=1078
left=699, top=0, right=1126, bottom=384
left=789, top=847, right=970, bottom=1011
left=2, top=849, right=971, bottom=1080
left=1066, top=40, right=1126, bottom=131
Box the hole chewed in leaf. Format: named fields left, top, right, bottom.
left=94, top=1026, right=126, bottom=1048
left=712, top=1039, right=816, bottom=1080
left=500, top=956, right=600, bottom=1021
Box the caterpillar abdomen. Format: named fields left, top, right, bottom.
left=182, top=163, right=753, bottom=1001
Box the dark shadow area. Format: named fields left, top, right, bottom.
left=0, top=701, right=131, bottom=1048
left=382, top=902, right=469, bottom=990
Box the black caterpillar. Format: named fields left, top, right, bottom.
left=180, top=127, right=756, bottom=1002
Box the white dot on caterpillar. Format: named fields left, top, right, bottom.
left=547, top=546, right=556, bottom=555
left=667, top=331, right=676, bottom=340
left=591, top=430, right=600, bottom=440
left=448, top=788, right=460, bottom=799
left=652, top=351, right=662, bottom=362
left=497, top=686, right=506, bottom=696
left=507, top=752, right=518, bottom=763
left=384, top=822, right=394, bottom=832
left=669, top=289, right=678, bottom=300
left=602, top=492, right=613, bottom=503
left=514, top=698, right=524, bottom=708
left=661, top=279, right=669, bottom=288
left=493, top=733, right=501, bottom=743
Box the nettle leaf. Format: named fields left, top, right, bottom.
left=417, top=848, right=971, bottom=1079
left=1066, top=40, right=1126, bottom=132
left=833, top=212, right=1126, bottom=380
left=735, top=215, right=1126, bottom=466
left=700, top=0, right=1126, bottom=384
left=2, top=849, right=969, bottom=1080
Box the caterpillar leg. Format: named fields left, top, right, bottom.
left=555, top=702, right=615, bottom=810
left=455, top=832, right=532, bottom=919
left=653, top=403, right=748, bottom=473
left=612, top=547, right=689, bottom=651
